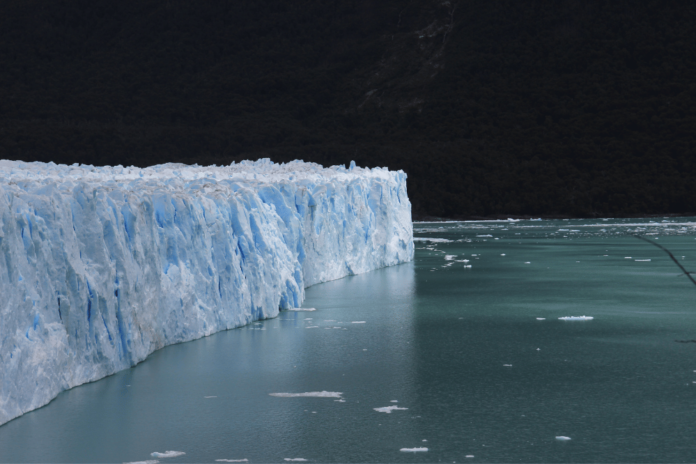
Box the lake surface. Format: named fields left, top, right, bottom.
left=2, top=218, right=696, bottom=463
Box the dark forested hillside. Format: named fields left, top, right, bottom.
left=1, top=0, right=695, bottom=218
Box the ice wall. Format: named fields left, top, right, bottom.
left=0, top=159, right=413, bottom=426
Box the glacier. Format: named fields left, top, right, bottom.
left=0, top=159, right=413, bottom=426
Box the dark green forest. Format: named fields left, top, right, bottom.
left=1, top=0, right=695, bottom=219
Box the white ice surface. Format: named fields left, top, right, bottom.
left=151, top=451, right=185, bottom=458
left=555, top=436, right=571, bottom=441
left=400, top=447, right=428, bottom=452
left=374, top=405, right=408, bottom=413
left=287, top=308, right=316, bottom=311
left=216, top=460, right=248, bottom=462
left=269, top=391, right=343, bottom=398
left=0, top=159, right=413, bottom=425
left=284, top=459, right=307, bottom=461
left=559, top=316, right=594, bottom=321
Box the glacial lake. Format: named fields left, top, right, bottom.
left=2, top=218, right=696, bottom=463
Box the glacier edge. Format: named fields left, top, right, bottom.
left=0, top=159, right=414, bottom=426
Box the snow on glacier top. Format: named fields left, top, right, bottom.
left=0, top=158, right=403, bottom=185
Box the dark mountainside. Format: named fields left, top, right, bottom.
left=1, top=0, right=694, bottom=219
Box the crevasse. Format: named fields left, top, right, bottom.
left=0, top=159, right=413, bottom=425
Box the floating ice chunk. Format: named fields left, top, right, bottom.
left=536, top=317, right=545, bottom=320
left=216, top=460, right=248, bottom=462
left=559, top=316, right=593, bottom=321
left=525, top=261, right=531, bottom=264
left=151, top=451, right=186, bottom=458
left=400, top=447, right=428, bottom=452
left=555, top=436, right=571, bottom=441
left=625, top=257, right=632, bottom=259
left=352, top=321, right=366, bottom=324
left=374, top=405, right=408, bottom=413
left=413, top=237, right=453, bottom=243
left=466, top=455, right=475, bottom=458
left=284, top=459, right=308, bottom=462
left=445, top=255, right=457, bottom=260
left=270, top=391, right=342, bottom=398
left=501, top=253, right=506, bottom=256
left=635, top=259, right=651, bottom=262
left=204, top=396, right=217, bottom=398
left=287, top=308, right=316, bottom=312
left=125, top=461, right=159, bottom=464
left=476, top=235, right=493, bottom=238
left=305, top=326, right=319, bottom=329
left=503, top=364, right=512, bottom=367
left=390, top=400, right=398, bottom=402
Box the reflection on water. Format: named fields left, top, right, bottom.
left=2, top=217, right=696, bottom=462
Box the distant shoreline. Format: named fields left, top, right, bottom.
left=412, top=212, right=696, bottom=223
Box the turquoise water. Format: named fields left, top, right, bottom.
left=2, top=218, right=696, bottom=462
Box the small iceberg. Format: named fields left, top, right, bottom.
left=536, top=317, right=545, bottom=320
left=270, top=391, right=342, bottom=398
left=374, top=405, right=408, bottom=413
left=216, top=460, right=248, bottom=463
left=635, top=259, right=651, bottom=262
left=284, top=459, right=308, bottom=462
left=413, top=237, right=453, bottom=243
left=400, top=447, right=428, bottom=452
left=351, top=321, right=366, bottom=324
left=555, top=436, right=571, bottom=441
left=151, top=451, right=185, bottom=458
left=559, top=316, right=593, bottom=321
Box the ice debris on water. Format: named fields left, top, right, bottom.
left=0, top=159, right=413, bottom=426
left=270, top=391, right=343, bottom=398
left=125, top=461, right=159, bottom=464
left=536, top=318, right=546, bottom=320
left=374, top=405, right=408, bottom=413
left=284, top=459, right=307, bottom=462
left=559, top=316, right=594, bottom=321
left=288, top=308, right=316, bottom=312
left=400, top=447, right=428, bottom=452
left=151, top=451, right=186, bottom=458
left=555, top=436, right=571, bottom=441
left=216, top=460, right=248, bottom=462
left=413, top=237, right=453, bottom=243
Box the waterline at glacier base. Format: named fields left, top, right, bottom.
left=0, top=159, right=414, bottom=426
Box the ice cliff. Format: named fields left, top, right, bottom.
left=0, top=159, right=413, bottom=425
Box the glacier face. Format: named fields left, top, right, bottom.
left=0, top=159, right=413, bottom=426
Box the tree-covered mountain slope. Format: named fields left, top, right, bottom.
left=1, top=0, right=694, bottom=218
